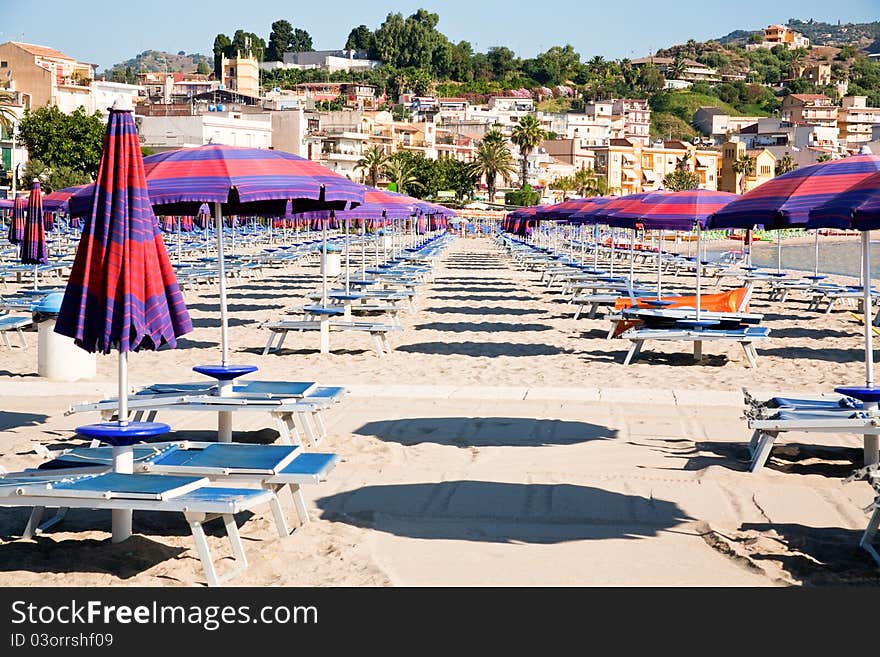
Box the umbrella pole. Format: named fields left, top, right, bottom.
left=177, top=216, right=181, bottom=265
left=33, top=264, right=38, bottom=291
left=657, top=230, right=663, bottom=299
left=321, top=212, right=329, bottom=307
left=814, top=229, right=820, bottom=277
left=629, top=229, right=635, bottom=282
left=593, top=224, right=599, bottom=269
left=345, top=215, right=351, bottom=295
left=696, top=224, right=702, bottom=321
left=361, top=218, right=366, bottom=279
left=112, top=350, right=133, bottom=543
left=609, top=227, right=615, bottom=275
left=215, top=202, right=230, bottom=367
left=862, top=230, right=878, bottom=466
left=776, top=230, right=782, bottom=274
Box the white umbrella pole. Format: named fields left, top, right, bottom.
left=215, top=202, right=229, bottom=366
left=696, top=224, right=702, bottom=321
left=776, top=230, right=782, bottom=274
left=345, top=215, right=351, bottom=294
left=657, top=230, right=663, bottom=299
left=177, top=217, right=181, bottom=265
left=862, top=230, right=878, bottom=466
left=112, top=350, right=133, bottom=543
left=593, top=225, right=599, bottom=269
left=361, top=218, right=366, bottom=279
left=814, top=230, right=820, bottom=277
left=321, top=213, right=329, bottom=307
left=609, top=227, right=615, bottom=275
left=629, top=228, right=635, bottom=282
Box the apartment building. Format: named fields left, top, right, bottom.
left=781, top=94, right=838, bottom=128
left=220, top=53, right=260, bottom=98
left=838, top=96, right=880, bottom=149
left=630, top=56, right=721, bottom=85
left=693, top=107, right=765, bottom=145
left=612, top=99, right=651, bottom=145
left=718, top=140, right=777, bottom=193
left=592, top=138, right=719, bottom=194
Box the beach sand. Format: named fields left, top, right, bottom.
left=0, top=234, right=878, bottom=586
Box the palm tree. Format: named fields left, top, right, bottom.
left=553, top=175, right=575, bottom=201
left=383, top=155, right=422, bottom=196
left=572, top=168, right=609, bottom=197
left=0, top=91, right=18, bottom=136
left=357, top=145, right=389, bottom=188
left=775, top=154, right=797, bottom=176
left=731, top=154, right=756, bottom=194
left=510, top=114, right=545, bottom=188
left=668, top=54, right=687, bottom=81
left=470, top=134, right=516, bottom=204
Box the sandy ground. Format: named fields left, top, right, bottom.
left=0, top=234, right=878, bottom=586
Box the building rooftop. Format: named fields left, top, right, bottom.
left=8, top=41, right=76, bottom=61
left=788, top=94, right=831, bottom=102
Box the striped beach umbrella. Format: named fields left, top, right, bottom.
left=20, top=181, right=48, bottom=288
left=55, top=107, right=193, bottom=541
left=7, top=195, right=26, bottom=244
left=709, top=154, right=880, bottom=230
left=43, top=211, right=55, bottom=232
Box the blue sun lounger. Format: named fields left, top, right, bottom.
left=0, top=471, right=282, bottom=586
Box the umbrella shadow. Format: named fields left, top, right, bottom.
left=0, top=411, right=49, bottom=431
left=758, top=347, right=869, bottom=362
left=769, top=327, right=855, bottom=340
left=174, top=337, right=219, bottom=349
left=0, top=370, right=39, bottom=378
left=186, top=302, right=285, bottom=314
left=396, top=341, right=571, bottom=357
left=190, top=317, right=255, bottom=328
left=433, top=294, right=534, bottom=302
left=734, top=522, right=880, bottom=585
left=425, top=306, right=544, bottom=316
left=354, top=416, right=616, bottom=447
left=316, top=481, right=691, bottom=543
left=0, top=534, right=186, bottom=580
left=413, top=322, right=553, bottom=333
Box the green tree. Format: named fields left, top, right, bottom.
left=436, top=158, right=478, bottom=201
left=574, top=168, right=608, bottom=197
left=383, top=154, right=422, bottom=196
left=357, top=145, right=389, bottom=188
left=487, top=46, right=518, bottom=78
left=731, top=154, right=756, bottom=194
left=510, top=114, right=545, bottom=187
left=17, top=106, right=105, bottom=177
left=0, top=90, right=18, bottom=135
left=775, top=154, right=797, bottom=176
left=345, top=25, right=373, bottom=51
left=668, top=54, right=687, bottom=80
left=470, top=131, right=516, bottom=203
left=213, top=33, right=232, bottom=77
left=505, top=183, right=540, bottom=206
left=553, top=175, right=575, bottom=200
left=817, top=153, right=833, bottom=163
left=196, top=61, right=210, bottom=76
left=290, top=29, right=313, bottom=53
left=266, top=20, right=293, bottom=61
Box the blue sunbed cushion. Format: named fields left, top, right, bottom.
left=175, top=487, right=271, bottom=504
left=39, top=445, right=174, bottom=470
left=305, top=386, right=346, bottom=401
left=51, top=473, right=203, bottom=495
left=769, top=396, right=860, bottom=410
left=152, top=444, right=298, bottom=471
left=279, top=453, right=338, bottom=478
left=775, top=409, right=863, bottom=421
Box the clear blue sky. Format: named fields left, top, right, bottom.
left=1, top=0, right=877, bottom=70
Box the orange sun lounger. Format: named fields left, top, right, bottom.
left=611, top=287, right=751, bottom=337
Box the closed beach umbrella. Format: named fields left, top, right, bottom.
left=20, top=180, right=48, bottom=289
left=8, top=195, right=26, bottom=244
left=55, top=107, right=193, bottom=542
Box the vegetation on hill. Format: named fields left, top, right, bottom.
left=104, top=50, right=210, bottom=82
left=719, top=19, right=880, bottom=51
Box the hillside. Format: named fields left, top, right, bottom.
left=718, top=18, right=880, bottom=52
left=648, top=89, right=769, bottom=141
left=103, top=50, right=211, bottom=77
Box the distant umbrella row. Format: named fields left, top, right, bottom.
left=503, top=154, right=880, bottom=235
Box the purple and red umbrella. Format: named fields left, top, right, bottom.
left=7, top=195, right=26, bottom=244
left=55, top=108, right=193, bottom=542
left=709, top=154, right=880, bottom=230
left=20, top=181, right=48, bottom=286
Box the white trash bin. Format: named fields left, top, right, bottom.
left=34, top=293, right=96, bottom=381
left=321, top=252, right=341, bottom=277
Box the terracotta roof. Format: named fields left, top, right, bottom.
left=789, top=94, right=831, bottom=101
left=9, top=41, right=75, bottom=61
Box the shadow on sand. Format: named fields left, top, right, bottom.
left=317, top=481, right=690, bottom=543
left=354, top=416, right=616, bottom=447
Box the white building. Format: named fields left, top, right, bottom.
left=135, top=110, right=272, bottom=151
left=261, top=49, right=382, bottom=73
